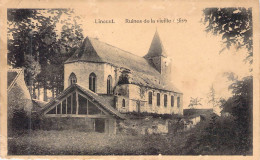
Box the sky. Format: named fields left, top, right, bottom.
left=57, top=1, right=251, bottom=109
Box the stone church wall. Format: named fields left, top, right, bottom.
left=115, top=84, right=183, bottom=115
left=64, top=62, right=105, bottom=93
left=65, top=62, right=120, bottom=95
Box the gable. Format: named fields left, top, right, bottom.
left=42, top=84, right=125, bottom=119
left=65, top=38, right=103, bottom=63
left=45, top=91, right=107, bottom=116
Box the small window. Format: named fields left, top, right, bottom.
left=157, top=93, right=160, bottom=106
left=171, top=96, right=174, bottom=107
left=122, top=99, right=126, bottom=108
left=69, top=73, right=77, bottom=86
left=148, top=92, right=152, bottom=104
left=164, top=94, right=167, bottom=107
left=177, top=97, right=180, bottom=108
left=89, top=72, right=96, bottom=92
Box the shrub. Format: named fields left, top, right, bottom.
left=8, top=109, right=30, bottom=136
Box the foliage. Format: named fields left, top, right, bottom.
left=182, top=115, right=244, bottom=155
left=203, top=8, right=253, bottom=64
left=182, top=76, right=253, bottom=155
left=118, top=71, right=130, bottom=85
left=8, top=9, right=84, bottom=99
left=225, top=76, right=253, bottom=148
left=8, top=109, right=30, bottom=137
left=195, top=8, right=254, bottom=155
left=8, top=107, right=44, bottom=137
left=188, top=97, right=202, bottom=108
left=23, top=54, right=41, bottom=88
left=207, top=84, right=218, bottom=108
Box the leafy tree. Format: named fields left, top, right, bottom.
left=188, top=97, right=202, bottom=108
left=23, top=54, right=41, bottom=93
left=203, top=8, right=253, bottom=64
left=8, top=9, right=84, bottom=100
left=186, top=7, right=254, bottom=155
left=227, top=76, right=253, bottom=145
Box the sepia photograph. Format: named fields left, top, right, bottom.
left=1, top=0, right=259, bottom=158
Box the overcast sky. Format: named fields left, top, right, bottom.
left=64, top=1, right=251, bottom=108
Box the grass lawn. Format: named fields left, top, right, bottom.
left=8, top=129, right=191, bottom=155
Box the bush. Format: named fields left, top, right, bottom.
left=181, top=114, right=252, bottom=155
left=8, top=109, right=30, bottom=136
left=8, top=108, right=42, bottom=136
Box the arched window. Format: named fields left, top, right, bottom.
left=177, top=97, right=180, bottom=108
left=171, top=96, right=174, bottom=107
left=157, top=93, right=160, bottom=106
left=122, top=99, right=125, bottom=108
left=148, top=92, right=152, bottom=104
left=107, top=75, right=112, bottom=94
left=164, top=94, right=167, bottom=107
left=89, top=73, right=96, bottom=92
left=69, top=73, right=77, bottom=86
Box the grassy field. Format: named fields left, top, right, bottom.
left=8, top=129, right=191, bottom=155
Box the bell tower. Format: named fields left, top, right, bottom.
left=144, top=30, right=172, bottom=81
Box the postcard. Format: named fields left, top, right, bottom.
left=0, top=0, right=259, bottom=159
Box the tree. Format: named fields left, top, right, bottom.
left=8, top=9, right=84, bottom=100
left=207, top=85, right=217, bottom=108
left=205, top=76, right=252, bottom=154
left=188, top=97, right=202, bottom=108
left=185, top=8, right=254, bottom=155
left=203, top=8, right=253, bottom=64
left=227, top=76, right=253, bottom=129
left=23, top=54, right=41, bottom=94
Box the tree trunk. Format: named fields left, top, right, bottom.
left=32, top=83, right=36, bottom=99
left=55, top=87, right=58, bottom=97
left=37, top=83, right=40, bottom=100
left=44, top=85, right=47, bottom=102
left=28, top=78, right=33, bottom=97
left=52, top=87, right=55, bottom=99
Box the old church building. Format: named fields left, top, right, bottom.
left=42, top=31, right=183, bottom=134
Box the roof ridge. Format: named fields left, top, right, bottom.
left=8, top=68, right=23, bottom=72
left=88, top=37, right=145, bottom=59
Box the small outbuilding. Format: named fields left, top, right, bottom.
left=41, top=83, right=125, bottom=134
left=8, top=68, right=33, bottom=118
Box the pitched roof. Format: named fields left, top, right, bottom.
left=8, top=68, right=23, bottom=92
left=41, top=83, right=125, bottom=119
left=144, top=30, right=167, bottom=58
left=65, top=35, right=181, bottom=93
left=65, top=37, right=159, bottom=76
